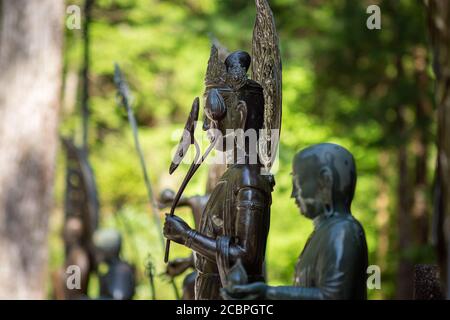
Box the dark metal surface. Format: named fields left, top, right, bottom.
left=252, top=0, right=282, bottom=172
left=60, top=137, right=99, bottom=299
left=169, top=97, right=200, bottom=175
left=223, top=144, right=369, bottom=300
left=163, top=0, right=281, bottom=300
left=61, top=137, right=99, bottom=249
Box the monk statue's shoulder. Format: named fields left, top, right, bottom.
left=325, top=215, right=366, bottom=243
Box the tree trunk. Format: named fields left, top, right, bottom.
left=81, top=0, right=93, bottom=151
left=412, top=46, right=431, bottom=246
left=426, top=0, right=450, bottom=298
left=376, top=151, right=390, bottom=273
left=0, top=0, right=63, bottom=299
left=395, top=55, right=414, bottom=299
left=396, top=123, right=414, bottom=299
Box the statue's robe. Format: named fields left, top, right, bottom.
left=182, top=271, right=197, bottom=300
left=292, top=212, right=368, bottom=299
left=193, top=164, right=274, bottom=300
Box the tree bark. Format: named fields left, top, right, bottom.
left=81, top=0, right=93, bottom=151
left=376, top=152, right=390, bottom=274
left=395, top=56, right=414, bottom=299
left=412, top=46, right=432, bottom=246
left=0, top=0, right=63, bottom=299
left=426, top=0, right=450, bottom=298
left=396, top=120, right=414, bottom=299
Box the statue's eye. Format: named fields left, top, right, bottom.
left=205, top=88, right=226, bottom=121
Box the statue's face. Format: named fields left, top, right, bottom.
left=291, top=173, right=322, bottom=220
left=64, top=217, right=83, bottom=244
left=225, top=51, right=250, bottom=90
left=291, top=154, right=333, bottom=220
left=203, top=88, right=245, bottom=152
left=93, top=230, right=122, bottom=263
left=292, top=143, right=357, bottom=220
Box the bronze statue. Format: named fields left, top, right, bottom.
left=52, top=138, right=99, bottom=300
left=163, top=48, right=274, bottom=299
left=223, top=143, right=369, bottom=300
left=159, top=164, right=226, bottom=299
left=94, top=229, right=136, bottom=300
left=53, top=216, right=91, bottom=300
left=163, top=0, right=281, bottom=300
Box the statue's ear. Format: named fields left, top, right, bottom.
left=319, top=166, right=333, bottom=189
left=236, top=100, right=247, bottom=129
left=319, top=166, right=334, bottom=215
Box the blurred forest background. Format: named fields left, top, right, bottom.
left=1, top=0, right=449, bottom=299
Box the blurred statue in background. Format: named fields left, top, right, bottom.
left=52, top=138, right=99, bottom=300
left=223, top=143, right=369, bottom=300
left=163, top=0, right=282, bottom=300
left=94, top=229, right=136, bottom=300
left=159, top=163, right=226, bottom=299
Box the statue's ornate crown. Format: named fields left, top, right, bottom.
left=204, top=45, right=228, bottom=89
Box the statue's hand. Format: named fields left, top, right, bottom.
left=163, top=214, right=190, bottom=244
left=165, top=257, right=192, bottom=277
left=221, top=282, right=268, bottom=300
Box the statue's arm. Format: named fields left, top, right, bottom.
left=265, top=286, right=323, bottom=300
left=228, top=187, right=268, bottom=267
left=187, top=187, right=268, bottom=266
left=185, top=230, right=216, bottom=263
left=178, top=253, right=195, bottom=268
left=166, top=254, right=195, bottom=277
left=225, top=282, right=323, bottom=300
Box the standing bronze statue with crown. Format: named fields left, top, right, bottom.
left=162, top=0, right=282, bottom=300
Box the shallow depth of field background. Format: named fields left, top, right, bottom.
left=50, top=0, right=437, bottom=299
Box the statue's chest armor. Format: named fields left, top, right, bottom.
left=199, top=180, right=229, bottom=237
